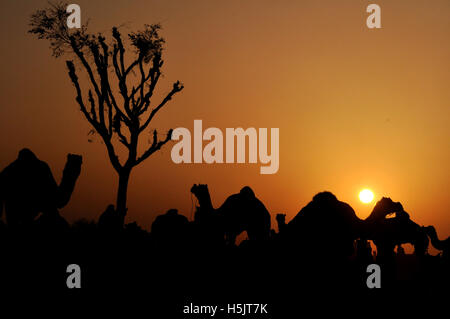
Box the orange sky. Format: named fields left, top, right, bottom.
left=0, top=0, right=449, bottom=241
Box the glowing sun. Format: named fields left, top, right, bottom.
left=359, top=189, right=374, bottom=204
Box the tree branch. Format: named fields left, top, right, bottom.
left=135, top=129, right=173, bottom=166
left=139, top=81, right=183, bottom=133
left=67, top=60, right=122, bottom=172
left=69, top=37, right=102, bottom=103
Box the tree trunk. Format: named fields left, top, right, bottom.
left=116, top=168, right=131, bottom=227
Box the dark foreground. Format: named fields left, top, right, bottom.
left=0, top=220, right=447, bottom=317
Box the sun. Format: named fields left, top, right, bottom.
left=359, top=189, right=374, bottom=204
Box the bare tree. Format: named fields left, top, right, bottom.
left=29, top=2, right=184, bottom=225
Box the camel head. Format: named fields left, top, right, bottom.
left=424, top=225, right=437, bottom=237
left=370, top=197, right=404, bottom=221
left=66, top=154, right=82, bottom=174
left=57, top=153, right=83, bottom=209
left=239, top=186, right=255, bottom=199
left=190, top=184, right=208, bottom=198
left=190, top=184, right=213, bottom=210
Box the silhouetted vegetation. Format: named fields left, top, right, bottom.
left=0, top=149, right=448, bottom=313
left=29, top=2, right=184, bottom=225
left=10, top=2, right=448, bottom=314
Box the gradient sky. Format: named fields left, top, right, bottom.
left=0, top=0, right=449, bottom=243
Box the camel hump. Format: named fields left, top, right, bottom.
left=4, top=148, right=52, bottom=186
left=18, top=148, right=38, bottom=161
left=151, top=209, right=189, bottom=237
left=16, top=148, right=46, bottom=173
left=166, top=208, right=179, bottom=216
left=312, top=191, right=337, bottom=203
left=240, top=186, right=255, bottom=198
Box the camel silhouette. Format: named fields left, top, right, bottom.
left=191, top=184, right=271, bottom=245
left=364, top=198, right=429, bottom=258
left=284, top=191, right=361, bottom=257
left=151, top=209, right=190, bottom=247
left=282, top=193, right=428, bottom=258
left=0, top=148, right=82, bottom=226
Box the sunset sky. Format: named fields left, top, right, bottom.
left=0, top=0, right=449, bottom=242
